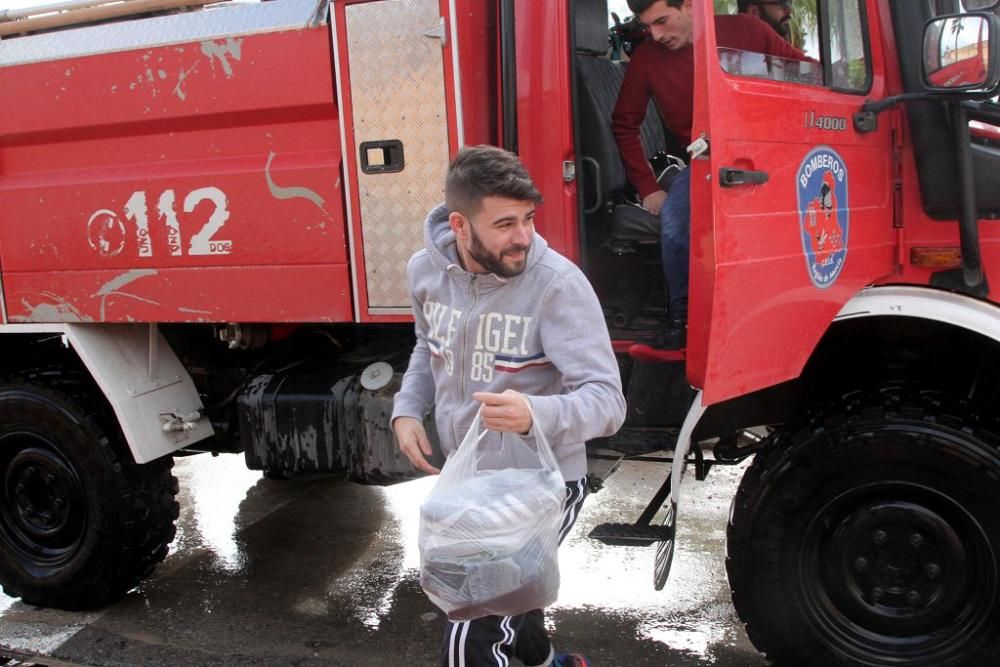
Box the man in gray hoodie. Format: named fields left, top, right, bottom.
left=392, top=145, right=626, bottom=667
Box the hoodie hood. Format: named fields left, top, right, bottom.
left=423, top=202, right=550, bottom=283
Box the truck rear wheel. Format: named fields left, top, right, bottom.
left=727, top=388, right=1000, bottom=665
left=0, top=381, right=179, bottom=609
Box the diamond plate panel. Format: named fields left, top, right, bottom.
left=346, top=0, right=450, bottom=310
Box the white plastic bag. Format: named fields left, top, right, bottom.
left=418, top=408, right=565, bottom=620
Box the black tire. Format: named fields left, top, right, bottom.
left=0, top=381, right=179, bottom=610
left=727, top=388, right=1000, bottom=665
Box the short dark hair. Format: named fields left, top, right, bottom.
left=627, top=0, right=683, bottom=15
left=737, top=0, right=753, bottom=11
left=445, top=145, right=542, bottom=217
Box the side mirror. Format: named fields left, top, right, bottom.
left=923, top=13, right=1000, bottom=91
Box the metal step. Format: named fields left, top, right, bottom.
left=588, top=521, right=675, bottom=547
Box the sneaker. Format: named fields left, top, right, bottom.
left=554, top=653, right=590, bottom=667
left=647, top=317, right=687, bottom=350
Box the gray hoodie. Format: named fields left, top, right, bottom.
left=391, top=203, right=626, bottom=480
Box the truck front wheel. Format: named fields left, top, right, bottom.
left=727, top=388, right=1000, bottom=664
left=0, top=382, right=179, bottom=609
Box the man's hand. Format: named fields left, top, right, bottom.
left=392, top=416, right=439, bottom=474
left=473, top=390, right=533, bottom=434
left=642, top=190, right=668, bottom=216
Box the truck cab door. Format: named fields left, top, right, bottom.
left=688, top=0, right=897, bottom=404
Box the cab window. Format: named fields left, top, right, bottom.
left=827, top=1, right=870, bottom=91
left=714, top=0, right=871, bottom=93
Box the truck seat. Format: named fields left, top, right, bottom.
left=574, top=0, right=665, bottom=244
left=609, top=154, right=686, bottom=245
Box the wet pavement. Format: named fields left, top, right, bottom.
left=0, top=453, right=766, bottom=666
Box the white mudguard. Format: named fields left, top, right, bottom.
left=0, top=323, right=213, bottom=463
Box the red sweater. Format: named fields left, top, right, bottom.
left=612, top=14, right=808, bottom=198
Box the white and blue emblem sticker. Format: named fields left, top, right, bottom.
left=796, top=147, right=849, bottom=288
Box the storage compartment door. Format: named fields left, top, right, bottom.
left=338, top=0, right=454, bottom=316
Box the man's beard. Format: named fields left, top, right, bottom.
left=767, top=15, right=791, bottom=39
left=468, top=227, right=530, bottom=278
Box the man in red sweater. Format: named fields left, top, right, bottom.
left=738, top=0, right=794, bottom=42
left=612, top=0, right=806, bottom=349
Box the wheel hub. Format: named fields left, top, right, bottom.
left=11, top=460, right=72, bottom=534
left=828, top=500, right=965, bottom=634
left=1, top=442, right=85, bottom=558
left=800, top=477, right=996, bottom=662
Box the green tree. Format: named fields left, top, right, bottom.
left=950, top=17, right=966, bottom=60
left=789, top=0, right=818, bottom=51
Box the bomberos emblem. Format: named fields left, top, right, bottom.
left=796, top=146, right=849, bottom=288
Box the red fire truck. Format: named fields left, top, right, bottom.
left=2, top=0, right=1000, bottom=662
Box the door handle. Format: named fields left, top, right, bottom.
left=360, top=140, right=405, bottom=174
left=719, top=167, right=769, bottom=187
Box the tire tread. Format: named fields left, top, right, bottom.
left=0, top=368, right=179, bottom=609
